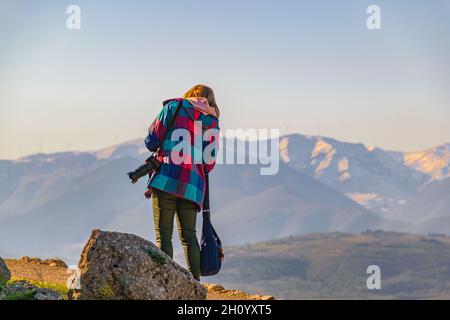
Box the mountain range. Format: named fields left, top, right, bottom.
left=0, top=134, right=449, bottom=263
left=280, top=135, right=448, bottom=214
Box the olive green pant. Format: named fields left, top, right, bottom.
left=152, top=189, right=201, bottom=280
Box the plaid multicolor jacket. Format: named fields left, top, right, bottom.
left=145, top=98, right=220, bottom=210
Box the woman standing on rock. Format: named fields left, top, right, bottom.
left=144, top=85, right=220, bottom=280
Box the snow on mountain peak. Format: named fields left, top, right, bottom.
left=311, top=139, right=336, bottom=176
left=403, top=143, right=450, bottom=180
left=311, top=139, right=335, bottom=158
left=93, top=139, right=147, bottom=160
left=279, top=137, right=290, bottom=163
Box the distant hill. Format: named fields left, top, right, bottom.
left=209, top=231, right=450, bottom=299
left=210, top=163, right=380, bottom=245
left=0, top=155, right=148, bottom=261
left=388, top=178, right=450, bottom=232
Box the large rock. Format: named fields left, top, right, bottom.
left=0, top=257, right=10, bottom=282
left=71, top=229, right=206, bottom=300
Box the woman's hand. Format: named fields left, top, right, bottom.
left=144, top=188, right=153, bottom=199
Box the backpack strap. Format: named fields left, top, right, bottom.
left=155, top=98, right=183, bottom=152
left=203, top=173, right=210, bottom=213
left=166, top=98, right=184, bottom=131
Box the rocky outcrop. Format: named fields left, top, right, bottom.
left=0, top=257, right=10, bottom=282
left=18, top=256, right=68, bottom=268
left=0, top=280, right=63, bottom=300
left=71, top=229, right=206, bottom=300
left=203, top=283, right=275, bottom=300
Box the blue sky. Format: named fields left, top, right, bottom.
left=0, top=0, right=449, bottom=159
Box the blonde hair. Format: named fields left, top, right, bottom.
left=183, top=84, right=220, bottom=117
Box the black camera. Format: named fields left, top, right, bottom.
left=127, top=154, right=161, bottom=184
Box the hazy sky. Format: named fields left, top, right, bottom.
left=1, top=0, right=449, bottom=159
